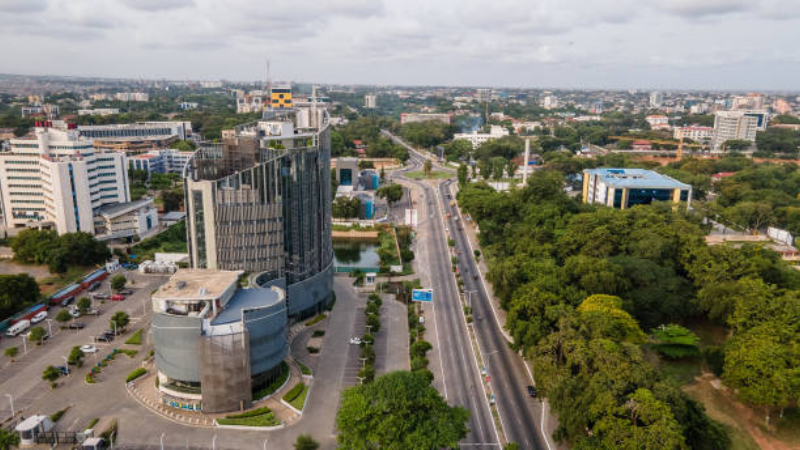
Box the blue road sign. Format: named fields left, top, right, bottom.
left=412, top=289, right=433, bottom=302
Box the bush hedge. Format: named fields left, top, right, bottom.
left=126, top=367, right=147, bottom=383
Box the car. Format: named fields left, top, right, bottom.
left=66, top=322, right=85, bottom=330
left=31, top=311, right=48, bottom=324
left=96, top=334, right=114, bottom=342
left=349, top=337, right=362, bottom=345
left=110, top=294, right=125, bottom=301
left=92, top=293, right=110, bottom=300
left=80, top=344, right=98, bottom=354
left=527, top=385, right=538, bottom=398
left=119, top=289, right=133, bottom=295
left=67, top=307, right=81, bottom=318
left=53, top=366, right=69, bottom=376
left=60, top=297, right=74, bottom=307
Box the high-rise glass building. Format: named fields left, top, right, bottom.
left=183, top=109, right=333, bottom=319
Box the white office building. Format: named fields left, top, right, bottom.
left=542, top=95, right=559, bottom=110
left=712, top=110, right=759, bottom=151
left=78, top=108, right=120, bottom=116
left=454, top=125, right=509, bottom=148
left=93, top=197, right=159, bottom=240
left=673, top=126, right=714, bottom=142
left=364, top=94, right=377, bottom=109
left=649, top=91, right=664, bottom=108
left=0, top=125, right=131, bottom=234
left=115, top=92, right=149, bottom=102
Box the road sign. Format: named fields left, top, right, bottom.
left=412, top=289, right=433, bottom=302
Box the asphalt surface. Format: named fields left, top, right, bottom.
left=386, top=129, right=552, bottom=449
left=394, top=151, right=499, bottom=447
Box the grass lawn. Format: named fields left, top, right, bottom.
left=217, top=407, right=281, bottom=427
left=405, top=170, right=450, bottom=180
left=125, top=329, right=143, bottom=345
left=283, top=382, right=310, bottom=411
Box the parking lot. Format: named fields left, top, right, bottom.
left=0, top=269, right=170, bottom=422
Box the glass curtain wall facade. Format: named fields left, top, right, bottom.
left=184, top=113, right=333, bottom=319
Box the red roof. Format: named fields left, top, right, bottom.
left=632, top=139, right=651, bottom=145
left=353, top=140, right=363, bottom=145
left=712, top=172, right=735, bottom=179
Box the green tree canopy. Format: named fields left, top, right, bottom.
left=336, top=371, right=469, bottom=449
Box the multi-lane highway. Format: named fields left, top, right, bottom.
left=385, top=129, right=554, bottom=449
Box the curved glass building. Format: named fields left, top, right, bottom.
left=184, top=110, right=333, bottom=319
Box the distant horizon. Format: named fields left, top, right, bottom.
left=2, top=72, right=799, bottom=96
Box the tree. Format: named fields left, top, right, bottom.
left=55, top=309, right=73, bottom=325
left=28, top=326, right=46, bottom=344
left=376, top=183, right=403, bottom=206
left=0, top=427, right=20, bottom=450
left=336, top=371, right=469, bottom=449
left=4, top=347, right=18, bottom=361
left=725, top=201, right=774, bottom=231
left=0, top=274, right=40, bottom=321
left=423, top=159, right=433, bottom=178
left=332, top=196, right=361, bottom=219
left=294, top=434, right=319, bottom=450
left=160, top=188, right=183, bottom=212
left=42, top=365, right=61, bottom=383
left=111, top=274, right=127, bottom=292
left=77, top=297, right=92, bottom=314
left=68, top=346, right=84, bottom=366
left=168, top=140, right=197, bottom=151
left=110, top=311, right=130, bottom=332
left=722, top=139, right=752, bottom=151
left=458, top=164, right=468, bottom=185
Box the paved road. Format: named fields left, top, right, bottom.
left=394, top=153, right=499, bottom=447
left=441, top=179, right=552, bottom=450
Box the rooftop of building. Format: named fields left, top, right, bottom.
left=153, top=269, right=241, bottom=301
left=96, top=198, right=154, bottom=219
left=211, top=287, right=284, bottom=325
left=584, top=168, right=691, bottom=190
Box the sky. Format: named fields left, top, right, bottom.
left=1, top=0, right=799, bottom=91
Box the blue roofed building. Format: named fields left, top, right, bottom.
left=582, top=168, right=692, bottom=210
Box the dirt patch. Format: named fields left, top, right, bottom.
left=684, top=373, right=796, bottom=450
left=0, top=260, right=50, bottom=278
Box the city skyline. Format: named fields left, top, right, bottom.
left=1, top=0, right=799, bottom=90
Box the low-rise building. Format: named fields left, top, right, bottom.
left=453, top=125, right=509, bottom=148
left=399, top=113, right=452, bottom=125
left=673, top=126, right=714, bottom=142
left=93, top=197, right=159, bottom=240
left=646, top=115, right=670, bottom=129
left=78, top=108, right=120, bottom=116
left=115, top=92, right=149, bottom=102
left=582, top=168, right=692, bottom=210
left=151, top=269, right=288, bottom=413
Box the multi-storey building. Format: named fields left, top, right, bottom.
left=645, top=114, right=670, bottom=129
left=476, top=88, right=492, bottom=103
left=78, top=108, right=120, bottom=116
left=270, top=83, right=292, bottom=110
left=399, top=113, right=452, bottom=125
left=364, top=94, right=377, bottom=109
left=583, top=168, right=692, bottom=210
left=184, top=109, right=333, bottom=320
left=541, top=95, right=559, bottom=110
left=649, top=91, right=664, bottom=108
left=150, top=269, right=288, bottom=413
left=673, top=126, right=714, bottom=143
left=129, top=149, right=195, bottom=176
left=236, top=94, right=263, bottom=114
left=454, top=125, right=510, bottom=148
left=0, top=124, right=130, bottom=234
left=712, top=110, right=759, bottom=151
left=114, top=92, right=149, bottom=102
left=732, top=93, right=764, bottom=110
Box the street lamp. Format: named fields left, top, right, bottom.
left=21, top=334, right=27, bottom=354
left=263, top=439, right=268, bottom=450
left=62, top=356, right=70, bottom=376
left=465, top=290, right=477, bottom=309
left=5, top=394, right=14, bottom=418
left=111, top=321, right=117, bottom=336
left=160, top=432, right=165, bottom=450
left=87, top=345, right=98, bottom=366
left=141, top=298, right=147, bottom=317
left=44, top=319, right=53, bottom=339
left=212, top=434, right=217, bottom=450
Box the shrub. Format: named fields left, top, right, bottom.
left=366, top=313, right=381, bottom=333
left=87, top=418, right=99, bottom=429
left=307, top=346, right=320, bottom=354
left=361, top=345, right=376, bottom=364
left=362, top=333, right=375, bottom=345
left=411, top=356, right=429, bottom=371
left=283, top=383, right=306, bottom=403
left=358, top=365, right=376, bottom=383
left=410, top=340, right=432, bottom=359
left=366, top=302, right=380, bottom=315
left=42, top=366, right=61, bottom=382
left=85, top=373, right=96, bottom=384
left=121, top=349, right=138, bottom=358
left=126, top=367, right=147, bottom=383
left=305, top=314, right=327, bottom=326
left=50, top=407, right=69, bottom=422
left=312, top=330, right=325, bottom=338
left=99, top=419, right=117, bottom=441
left=68, top=346, right=84, bottom=366
left=295, top=359, right=312, bottom=376
left=217, top=407, right=281, bottom=427
left=125, top=329, right=143, bottom=345
left=4, top=346, right=18, bottom=360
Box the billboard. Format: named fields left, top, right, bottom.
left=412, top=289, right=433, bottom=302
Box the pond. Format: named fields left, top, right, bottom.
left=333, top=239, right=381, bottom=273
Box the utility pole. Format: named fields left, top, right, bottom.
left=523, top=139, right=530, bottom=185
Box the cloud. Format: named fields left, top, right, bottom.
left=0, top=0, right=47, bottom=13
left=120, top=0, right=194, bottom=12
left=655, top=0, right=749, bottom=17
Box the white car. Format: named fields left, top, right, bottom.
left=80, top=344, right=98, bottom=354
left=349, top=337, right=362, bottom=345
left=30, top=311, right=48, bottom=324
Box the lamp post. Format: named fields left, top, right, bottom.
left=212, top=434, right=217, bottom=450
left=44, top=319, right=53, bottom=338
left=112, top=321, right=117, bottom=336
left=465, top=290, right=476, bottom=309
left=263, top=439, right=268, bottom=450
left=62, top=356, right=69, bottom=376
left=87, top=345, right=98, bottom=366
left=160, top=433, right=165, bottom=450
left=5, top=394, right=14, bottom=418
left=21, top=335, right=27, bottom=354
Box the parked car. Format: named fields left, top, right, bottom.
left=119, top=289, right=133, bottom=295
left=349, top=337, right=362, bottom=345
left=66, top=322, right=85, bottom=330
left=96, top=334, right=114, bottom=342
left=92, top=293, right=110, bottom=300
left=31, top=311, right=48, bottom=324
left=60, top=297, right=74, bottom=307
left=110, top=294, right=125, bottom=301
left=80, top=344, right=98, bottom=354
left=84, top=309, right=102, bottom=316
left=53, top=366, right=70, bottom=376
left=5, top=320, right=31, bottom=337
left=527, top=385, right=538, bottom=398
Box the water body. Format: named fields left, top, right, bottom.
left=332, top=239, right=381, bottom=272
